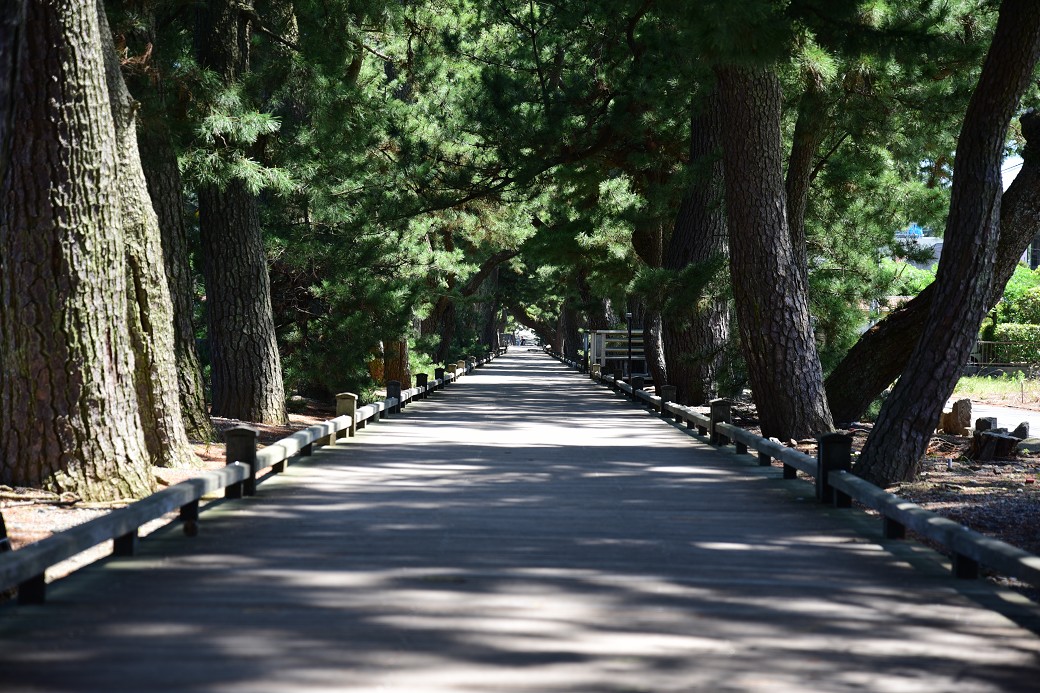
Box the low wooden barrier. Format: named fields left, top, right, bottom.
left=548, top=350, right=1040, bottom=590
left=0, top=352, right=498, bottom=605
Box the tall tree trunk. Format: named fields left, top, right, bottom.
left=784, top=80, right=828, bottom=280
left=199, top=180, right=288, bottom=424
left=0, top=0, right=24, bottom=186
left=195, top=0, right=287, bottom=424
left=562, top=298, right=581, bottom=361
left=826, top=108, right=1040, bottom=423
left=856, top=0, right=1040, bottom=486
left=632, top=219, right=668, bottom=391
left=138, top=128, right=214, bottom=440
left=715, top=65, right=833, bottom=440
left=478, top=267, right=501, bottom=352
left=383, top=338, right=411, bottom=387
left=0, top=0, right=153, bottom=500
left=663, top=89, right=730, bottom=405
left=101, top=8, right=196, bottom=468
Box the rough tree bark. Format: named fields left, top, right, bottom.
left=631, top=219, right=668, bottom=391
left=101, top=8, right=196, bottom=467
left=826, top=109, right=1040, bottom=423
left=856, top=0, right=1040, bottom=486
left=663, top=89, right=730, bottom=405
left=195, top=0, right=287, bottom=424
left=122, top=0, right=215, bottom=442
left=198, top=180, right=288, bottom=424
left=138, top=128, right=215, bottom=440
left=715, top=65, right=833, bottom=440
left=0, top=0, right=154, bottom=500
left=0, top=0, right=23, bottom=185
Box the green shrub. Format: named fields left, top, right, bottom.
left=990, top=323, right=1040, bottom=363
left=1005, top=286, right=1040, bottom=324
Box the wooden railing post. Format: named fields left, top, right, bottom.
left=456, top=360, right=466, bottom=376
left=336, top=392, right=358, bottom=438
left=631, top=376, right=645, bottom=402
left=416, top=373, right=429, bottom=399
left=225, top=426, right=259, bottom=498
left=816, top=432, right=853, bottom=507
left=660, top=385, right=677, bottom=418
left=590, top=363, right=601, bottom=379
left=387, top=380, right=402, bottom=414
left=434, top=367, right=445, bottom=390
left=445, top=364, right=457, bottom=382
left=709, top=399, right=732, bottom=445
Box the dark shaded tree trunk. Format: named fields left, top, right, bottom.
left=423, top=248, right=518, bottom=362
left=478, top=267, right=501, bottom=352
left=0, top=0, right=23, bottom=186
left=101, top=6, right=196, bottom=468
left=715, top=65, right=833, bottom=440
left=195, top=0, right=287, bottom=424
left=663, top=89, right=729, bottom=405
left=577, top=273, right=614, bottom=331
left=562, top=299, right=581, bottom=361
left=856, top=0, right=1040, bottom=486
left=827, top=109, right=1040, bottom=423
left=632, top=219, right=668, bottom=392
left=784, top=81, right=828, bottom=279
left=0, top=0, right=153, bottom=500
left=138, top=128, right=214, bottom=441
left=198, top=180, right=288, bottom=424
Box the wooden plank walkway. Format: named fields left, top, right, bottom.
left=2, top=350, right=1040, bottom=692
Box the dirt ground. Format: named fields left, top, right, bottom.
left=3, top=397, right=1040, bottom=602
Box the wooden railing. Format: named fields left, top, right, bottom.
left=549, top=350, right=1040, bottom=590
left=0, top=354, right=495, bottom=605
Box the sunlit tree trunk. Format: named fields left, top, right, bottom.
left=0, top=0, right=153, bottom=500
left=102, top=8, right=196, bottom=467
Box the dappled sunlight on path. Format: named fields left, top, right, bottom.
left=2, top=351, right=1039, bottom=691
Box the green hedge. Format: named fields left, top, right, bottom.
left=989, top=323, right=1040, bottom=363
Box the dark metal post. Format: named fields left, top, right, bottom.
left=816, top=432, right=853, bottom=507
left=225, top=426, right=259, bottom=497
left=625, top=311, right=633, bottom=380
left=416, top=373, right=429, bottom=399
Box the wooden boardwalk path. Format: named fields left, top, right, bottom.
left=2, top=351, right=1040, bottom=692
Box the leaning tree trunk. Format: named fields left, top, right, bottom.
left=856, top=0, right=1040, bottom=486
left=139, top=128, right=215, bottom=441
left=715, top=64, right=833, bottom=440
left=101, top=10, right=196, bottom=467
left=0, top=0, right=153, bottom=500
left=663, top=88, right=730, bottom=405
left=198, top=180, right=288, bottom=424
left=195, top=0, right=286, bottom=424
left=826, top=108, right=1040, bottom=423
